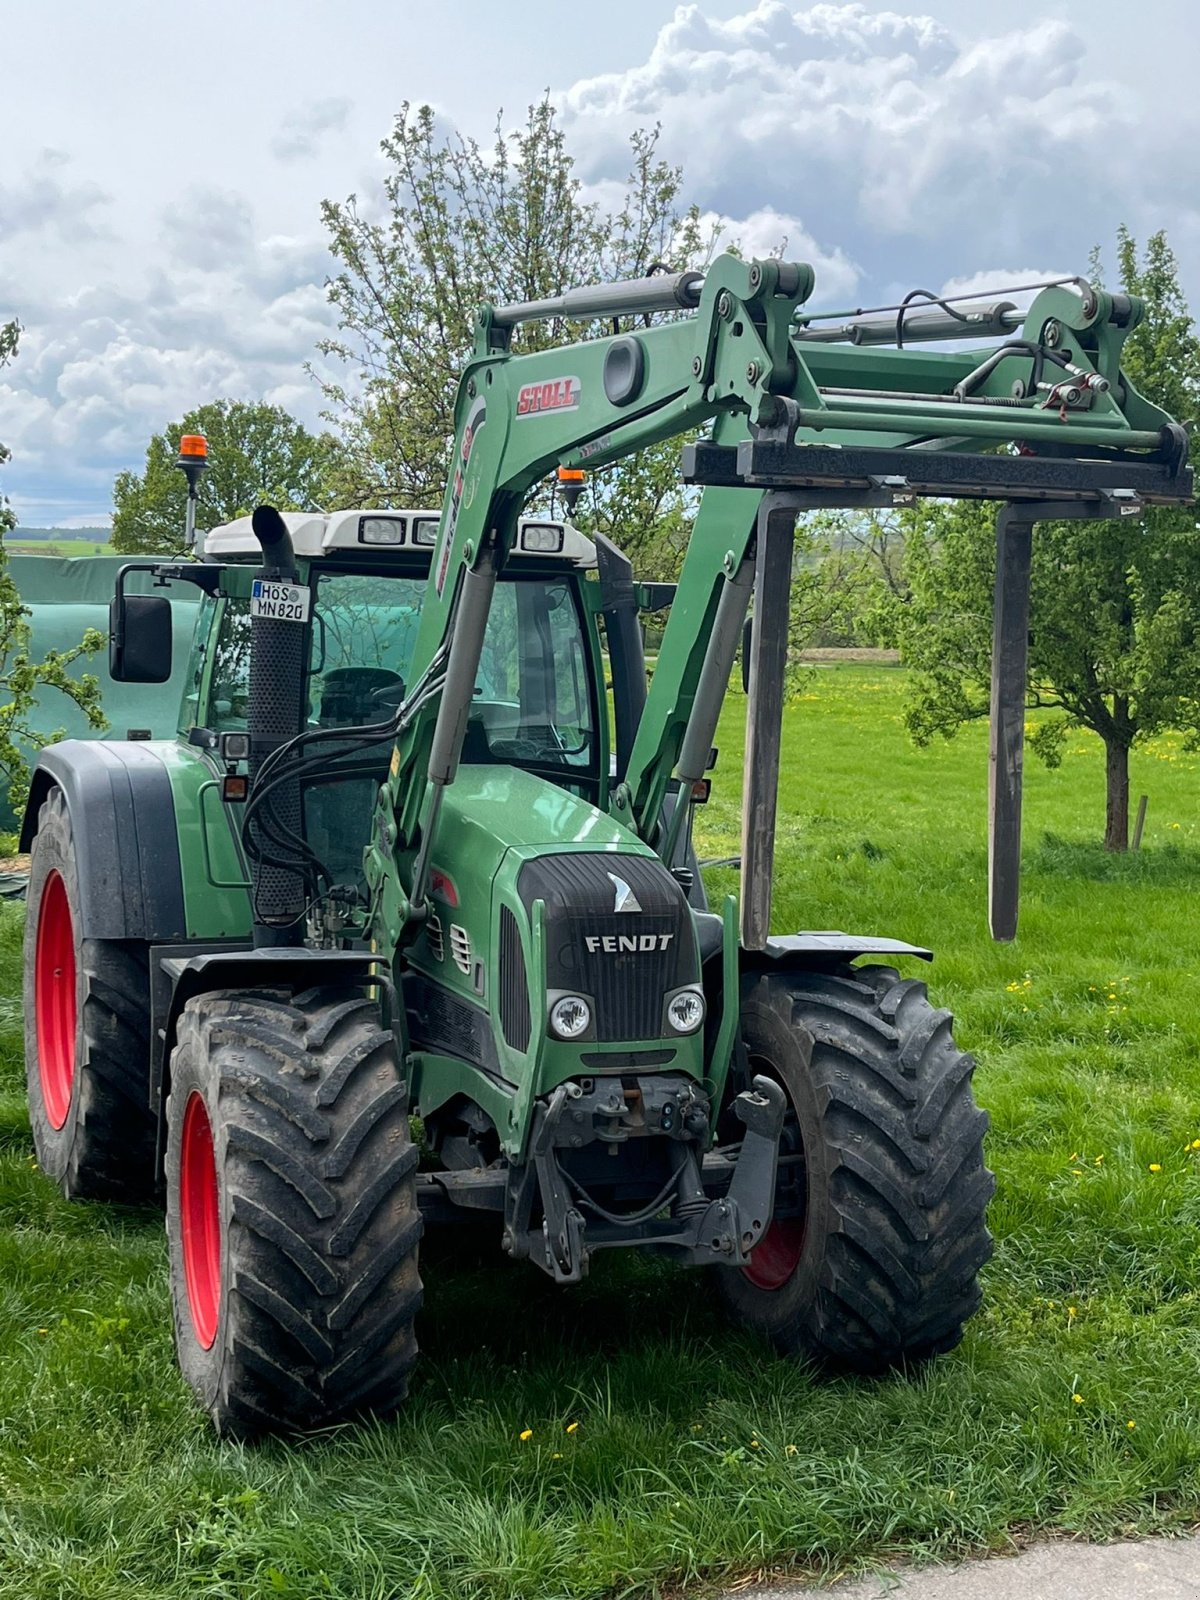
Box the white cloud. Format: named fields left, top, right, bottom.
left=0, top=149, right=112, bottom=243
left=697, top=206, right=861, bottom=304
left=161, top=187, right=255, bottom=271
left=0, top=176, right=341, bottom=522
left=556, top=3, right=1198, bottom=296
left=271, top=97, right=353, bottom=163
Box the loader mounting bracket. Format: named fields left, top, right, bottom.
left=684, top=435, right=1194, bottom=506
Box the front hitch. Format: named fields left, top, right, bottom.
left=692, top=1074, right=787, bottom=1264
left=503, top=1073, right=787, bottom=1283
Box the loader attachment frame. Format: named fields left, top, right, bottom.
left=359, top=254, right=1192, bottom=954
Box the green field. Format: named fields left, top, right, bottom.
left=5, top=541, right=111, bottom=558
left=3, top=666, right=1200, bottom=1599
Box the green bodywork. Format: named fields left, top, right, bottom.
left=163, top=557, right=722, bottom=1154
left=401, top=766, right=708, bottom=1160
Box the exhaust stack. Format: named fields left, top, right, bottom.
left=247, top=505, right=307, bottom=945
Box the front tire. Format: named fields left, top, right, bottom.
left=165, top=984, right=423, bottom=1437
left=719, top=965, right=994, bottom=1370
left=23, top=787, right=156, bottom=1202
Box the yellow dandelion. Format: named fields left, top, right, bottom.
left=1127, top=1420, right=1136, bottom=1430
left=1073, top=1394, right=1084, bottom=1405
left=1150, top=1164, right=1162, bottom=1173
left=1068, top=1305, right=1078, bottom=1318
left=566, top=1421, right=580, bottom=1434
left=1072, top=1169, right=1084, bottom=1177
left=1094, top=1154, right=1104, bottom=1165
left=1191, top=1140, right=1200, bottom=1151
left=1069, top=1152, right=1080, bottom=1162
left=551, top=1452, right=562, bottom=1460
left=785, top=1444, right=798, bottom=1457
left=519, top=1429, right=533, bottom=1442
left=750, top=1439, right=760, bottom=1449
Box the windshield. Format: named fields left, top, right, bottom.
left=199, top=570, right=598, bottom=779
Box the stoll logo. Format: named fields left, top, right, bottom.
left=516, top=376, right=581, bottom=417
left=584, top=932, right=676, bottom=954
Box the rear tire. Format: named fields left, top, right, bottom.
left=719, top=965, right=994, bottom=1370
left=23, top=788, right=157, bottom=1202
left=165, top=984, right=423, bottom=1438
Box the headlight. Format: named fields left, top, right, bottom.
left=359, top=516, right=405, bottom=545
left=550, top=995, right=592, bottom=1039
left=520, top=522, right=565, bottom=553
left=667, top=989, right=705, bottom=1034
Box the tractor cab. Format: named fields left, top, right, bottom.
left=180, top=509, right=608, bottom=887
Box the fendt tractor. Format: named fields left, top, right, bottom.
left=22, top=255, right=1192, bottom=1435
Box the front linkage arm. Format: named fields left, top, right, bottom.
left=367, top=255, right=820, bottom=942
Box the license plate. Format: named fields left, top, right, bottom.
left=250, top=579, right=311, bottom=622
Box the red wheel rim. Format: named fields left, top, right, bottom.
left=180, top=1093, right=221, bottom=1349
left=35, top=870, right=77, bottom=1130
left=743, top=1216, right=806, bottom=1290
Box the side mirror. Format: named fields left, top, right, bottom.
left=741, top=613, right=753, bottom=694
left=110, top=592, right=173, bottom=683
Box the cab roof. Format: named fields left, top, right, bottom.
left=202, top=508, right=597, bottom=567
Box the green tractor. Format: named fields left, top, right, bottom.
left=22, top=255, right=1192, bottom=1435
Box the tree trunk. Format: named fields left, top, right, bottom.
left=1104, top=736, right=1130, bottom=851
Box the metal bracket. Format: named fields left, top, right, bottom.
left=868, top=474, right=915, bottom=506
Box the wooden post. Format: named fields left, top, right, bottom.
left=740, top=496, right=797, bottom=950
left=1132, top=793, right=1148, bottom=851
left=988, top=505, right=1033, bottom=943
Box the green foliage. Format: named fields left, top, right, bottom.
left=896, top=230, right=1200, bottom=848
left=6, top=672, right=1200, bottom=1593
left=319, top=98, right=709, bottom=574
left=800, top=507, right=908, bottom=650
left=111, top=399, right=346, bottom=555
left=0, top=325, right=105, bottom=814
left=0, top=320, right=18, bottom=541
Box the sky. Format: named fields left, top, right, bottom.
left=1, top=0, right=1197, bottom=527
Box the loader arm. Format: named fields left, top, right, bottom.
left=366, top=254, right=1191, bottom=949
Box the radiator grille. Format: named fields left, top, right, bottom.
left=518, top=852, right=697, bottom=1044
left=498, top=905, right=532, bottom=1053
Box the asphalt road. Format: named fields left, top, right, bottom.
left=724, top=1537, right=1200, bottom=1598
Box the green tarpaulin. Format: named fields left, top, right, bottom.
left=2, top=556, right=201, bottom=828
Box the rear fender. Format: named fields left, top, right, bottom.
left=21, top=743, right=187, bottom=941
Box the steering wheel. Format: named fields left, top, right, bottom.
left=318, top=666, right=406, bottom=727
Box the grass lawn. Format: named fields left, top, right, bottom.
left=5, top=541, right=111, bottom=558
left=3, top=666, right=1200, bottom=1598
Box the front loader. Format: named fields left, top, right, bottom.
left=21, top=256, right=1192, bottom=1436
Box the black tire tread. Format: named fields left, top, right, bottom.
left=166, top=984, right=422, bottom=1438
left=24, top=787, right=156, bottom=1202
left=723, top=964, right=994, bottom=1370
